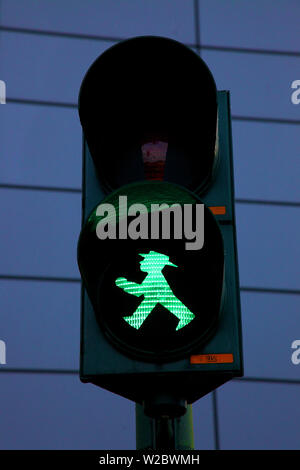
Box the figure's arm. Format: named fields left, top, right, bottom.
left=115, top=277, right=143, bottom=297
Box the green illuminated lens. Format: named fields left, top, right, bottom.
left=115, top=251, right=195, bottom=331
left=87, top=181, right=196, bottom=232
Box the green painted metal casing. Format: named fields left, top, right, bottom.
left=79, top=91, right=243, bottom=404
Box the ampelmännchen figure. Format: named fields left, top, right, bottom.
left=115, top=251, right=195, bottom=330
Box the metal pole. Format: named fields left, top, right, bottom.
left=136, top=403, right=194, bottom=450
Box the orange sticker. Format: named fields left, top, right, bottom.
left=190, top=353, right=234, bottom=364
left=209, top=206, right=226, bottom=215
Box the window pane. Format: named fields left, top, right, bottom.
left=0, top=280, right=80, bottom=370
left=0, top=103, right=81, bottom=189
left=199, top=0, right=300, bottom=52
left=0, top=32, right=111, bottom=102
left=218, top=381, right=300, bottom=449
left=241, top=292, right=300, bottom=380
left=0, top=0, right=195, bottom=43
left=236, top=204, right=300, bottom=290
left=202, top=50, right=299, bottom=119
left=232, top=121, right=300, bottom=203
left=0, top=189, right=81, bottom=277
left=0, top=373, right=135, bottom=449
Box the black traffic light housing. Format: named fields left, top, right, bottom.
left=78, top=35, right=217, bottom=193
left=78, top=36, right=243, bottom=416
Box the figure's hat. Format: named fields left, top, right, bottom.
left=139, top=251, right=177, bottom=267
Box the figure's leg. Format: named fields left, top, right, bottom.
left=123, top=299, right=157, bottom=329
left=160, top=298, right=195, bottom=330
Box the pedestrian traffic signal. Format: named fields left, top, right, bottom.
left=77, top=36, right=243, bottom=416
left=78, top=181, right=225, bottom=362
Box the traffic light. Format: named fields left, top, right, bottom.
left=77, top=36, right=243, bottom=417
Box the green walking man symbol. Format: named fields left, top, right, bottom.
left=115, top=251, right=195, bottom=331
